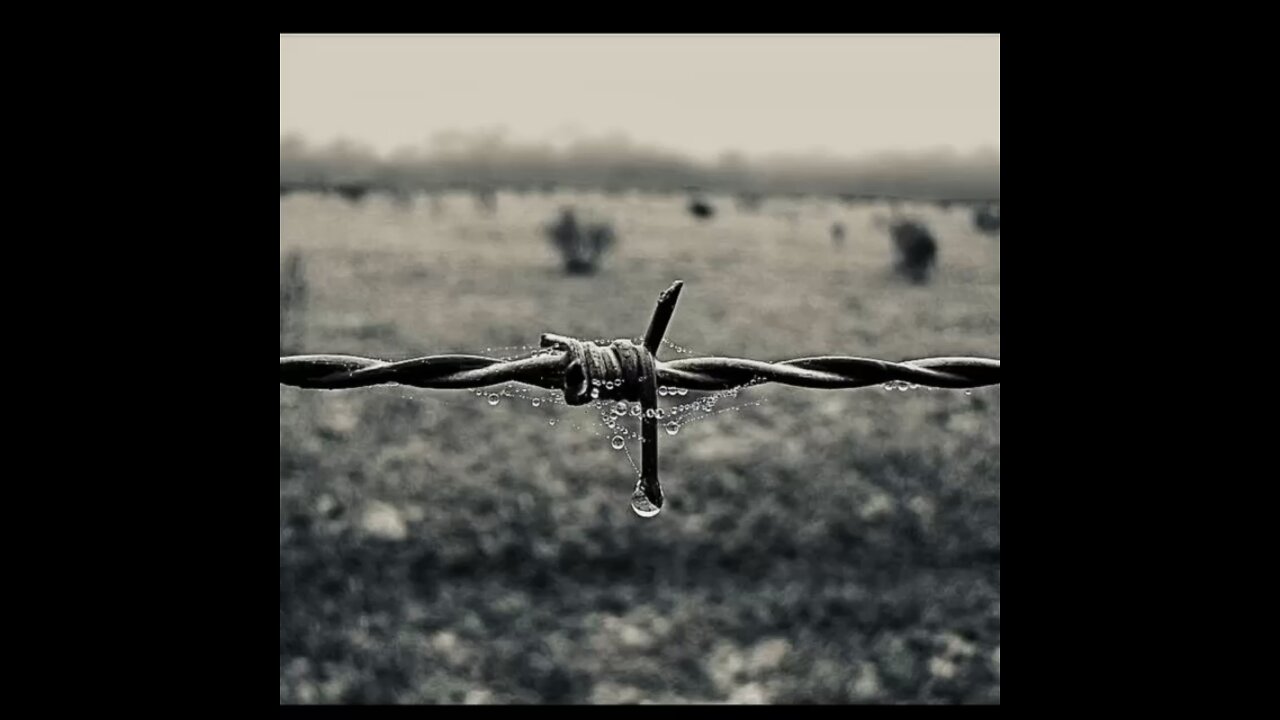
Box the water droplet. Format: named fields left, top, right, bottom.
left=665, top=421, right=680, bottom=436
left=613, top=401, right=628, bottom=416
left=630, top=405, right=642, bottom=417
left=677, top=388, right=688, bottom=396
left=531, top=397, right=542, bottom=408
left=604, top=380, right=615, bottom=389
left=645, top=409, right=656, bottom=419
left=965, top=390, right=973, bottom=396
left=630, top=489, right=662, bottom=518
left=591, top=388, right=600, bottom=399
left=656, top=409, right=666, bottom=419
left=592, top=379, right=602, bottom=387
left=611, top=436, right=625, bottom=450
left=487, top=394, right=500, bottom=406
left=658, top=386, right=669, bottom=397
left=548, top=419, right=557, bottom=426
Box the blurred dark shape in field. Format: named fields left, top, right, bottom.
left=972, top=205, right=1000, bottom=236
left=888, top=219, right=939, bottom=284
left=334, top=183, right=372, bottom=205
left=831, top=222, right=847, bottom=248
left=688, top=197, right=716, bottom=221
left=279, top=250, right=308, bottom=354
left=545, top=208, right=617, bottom=275
left=475, top=187, right=498, bottom=215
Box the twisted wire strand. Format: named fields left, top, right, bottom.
left=279, top=351, right=999, bottom=393
left=278, top=280, right=998, bottom=518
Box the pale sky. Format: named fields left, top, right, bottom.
left=280, top=34, right=999, bottom=161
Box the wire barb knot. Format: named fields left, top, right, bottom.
left=540, top=334, right=655, bottom=406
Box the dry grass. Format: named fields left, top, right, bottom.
left=279, top=190, right=1000, bottom=704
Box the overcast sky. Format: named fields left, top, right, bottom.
left=280, top=34, right=999, bottom=161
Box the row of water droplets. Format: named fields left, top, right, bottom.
left=883, top=379, right=973, bottom=396
left=466, top=338, right=768, bottom=452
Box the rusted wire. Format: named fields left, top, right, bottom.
left=279, top=280, right=1000, bottom=517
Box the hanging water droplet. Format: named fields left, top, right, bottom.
left=487, top=394, right=500, bottom=406
left=658, top=386, right=669, bottom=397
left=656, top=409, right=666, bottom=419
left=591, top=388, right=600, bottom=399
left=611, top=435, right=625, bottom=450
left=592, top=378, right=602, bottom=387
left=549, top=418, right=557, bottom=426
left=965, top=390, right=973, bottom=396
left=644, top=409, right=656, bottom=419
left=631, top=489, right=661, bottom=518
left=630, top=405, right=642, bottom=417
left=604, top=380, right=615, bottom=390
left=613, top=401, right=628, bottom=416
left=677, top=388, right=688, bottom=396
left=531, top=397, right=542, bottom=408
left=665, top=421, right=680, bottom=436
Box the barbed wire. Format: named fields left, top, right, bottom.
left=279, top=281, right=1000, bottom=517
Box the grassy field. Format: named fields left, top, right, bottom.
left=279, top=190, right=1000, bottom=704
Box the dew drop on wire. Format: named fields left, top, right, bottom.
left=631, top=490, right=662, bottom=518
left=631, top=405, right=642, bottom=417
left=487, top=394, right=500, bottom=406
left=665, top=422, right=680, bottom=436
left=677, top=388, right=688, bottom=396
left=614, top=401, right=628, bottom=416
left=658, top=386, right=669, bottom=397
left=531, top=398, right=541, bottom=408
left=611, top=435, right=625, bottom=450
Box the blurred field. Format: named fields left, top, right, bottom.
left=279, top=190, right=1000, bottom=704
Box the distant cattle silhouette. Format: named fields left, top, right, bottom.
left=886, top=217, right=938, bottom=284
left=973, top=204, right=1000, bottom=235
left=332, top=183, right=371, bottom=204
left=688, top=197, right=715, bottom=220
left=545, top=207, right=617, bottom=275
